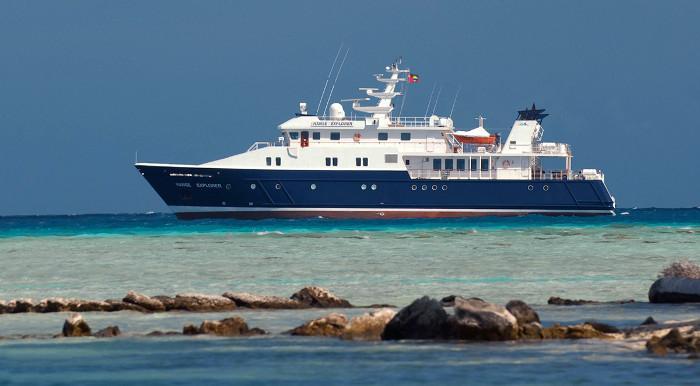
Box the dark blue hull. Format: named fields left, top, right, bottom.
left=135, top=165, right=615, bottom=219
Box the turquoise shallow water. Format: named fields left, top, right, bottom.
left=0, top=209, right=698, bottom=384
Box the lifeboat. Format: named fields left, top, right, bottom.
left=452, top=126, right=497, bottom=144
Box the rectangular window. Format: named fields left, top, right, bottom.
left=332, top=157, right=338, bottom=166
left=385, top=154, right=398, bottom=163
left=433, top=159, right=441, bottom=171
left=326, top=157, right=331, bottom=166
left=378, top=132, right=388, bottom=141
left=330, top=132, right=341, bottom=140
left=356, top=157, right=361, bottom=166
left=456, top=159, right=466, bottom=170
left=266, top=157, right=271, bottom=166
left=470, top=159, right=478, bottom=171
left=276, top=157, right=281, bottom=166
left=289, top=132, right=299, bottom=140
left=312, top=132, right=321, bottom=140
left=405, top=159, right=410, bottom=166
left=481, top=159, right=489, bottom=171
left=444, top=159, right=454, bottom=170
left=400, top=133, right=411, bottom=141
left=362, top=157, right=368, bottom=166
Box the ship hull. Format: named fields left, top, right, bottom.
left=136, top=165, right=615, bottom=219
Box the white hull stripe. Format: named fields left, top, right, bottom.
left=169, top=206, right=614, bottom=215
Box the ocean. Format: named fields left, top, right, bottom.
left=0, top=208, right=698, bottom=385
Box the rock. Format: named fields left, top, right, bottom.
left=62, top=313, right=92, bottom=337
left=94, top=326, right=121, bottom=338
left=183, top=317, right=265, bottom=336
left=519, top=322, right=544, bottom=339
left=69, top=300, right=112, bottom=312
left=505, top=300, right=540, bottom=324
left=446, top=297, right=519, bottom=341
left=646, top=328, right=700, bottom=356
left=36, top=298, right=71, bottom=313
left=583, top=321, right=620, bottom=334
left=382, top=296, right=449, bottom=340
left=8, top=299, right=35, bottom=313
left=0, top=300, right=7, bottom=314
left=123, top=291, right=165, bottom=312
left=366, top=303, right=396, bottom=308
left=641, top=316, right=658, bottom=326
left=172, top=294, right=236, bottom=312
left=440, top=295, right=483, bottom=307
left=342, top=308, right=397, bottom=341
left=222, top=292, right=307, bottom=309
left=547, top=296, right=634, bottom=306
left=290, top=286, right=352, bottom=308
left=146, top=330, right=181, bottom=336
left=289, top=313, right=348, bottom=337
left=541, top=323, right=611, bottom=339
left=105, top=299, right=149, bottom=313
left=152, top=295, right=177, bottom=310
left=648, top=277, right=700, bottom=303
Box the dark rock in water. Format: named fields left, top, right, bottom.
left=9, top=299, right=35, bottom=313
left=94, top=326, right=121, bottom=338
left=105, top=299, right=149, bottom=313
left=541, top=323, right=611, bottom=339
left=382, top=296, right=448, bottom=340
left=446, top=297, right=519, bottom=341
left=648, top=277, right=700, bottom=303
left=505, top=300, right=540, bottom=324
left=36, top=298, right=70, bottom=313
left=290, top=286, right=352, bottom=308
left=123, top=291, right=165, bottom=312
left=289, top=313, right=348, bottom=337
left=583, top=321, right=620, bottom=334
left=183, top=317, right=265, bottom=337
left=646, top=328, right=700, bottom=356
left=365, top=303, right=396, bottom=309
left=172, top=294, right=236, bottom=312
left=62, top=313, right=91, bottom=337
left=547, top=296, right=635, bottom=306
left=222, top=292, right=307, bottom=309
left=641, top=316, right=658, bottom=326
left=342, top=308, right=397, bottom=341
left=70, top=300, right=112, bottom=312
left=152, top=295, right=177, bottom=311
left=146, top=330, right=181, bottom=337
left=519, top=322, right=544, bottom=339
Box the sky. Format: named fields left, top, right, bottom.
left=1, top=0, right=698, bottom=215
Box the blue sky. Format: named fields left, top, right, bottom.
left=1, top=0, right=698, bottom=215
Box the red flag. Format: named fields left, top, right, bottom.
left=408, top=73, right=420, bottom=84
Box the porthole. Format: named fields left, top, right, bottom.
left=543, top=185, right=550, bottom=191
left=226, top=184, right=231, bottom=190
left=222, top=201, right=226, bottom=205
left=527, top=185, right=534, bottom=191
left=411, top=185, right=417, bottom=191
left=442, top=185, right=448, bottom=191
left=275, top=183, right=281, bottom=190
left=310, top=184, right=317, bottom=190
left=421, top=185, right=427, bottom=191
left=371, top=184, right=377, bottom=191
left=250, top=183, right=256, bottom=190
left=361, top=184, right=367, bottom=190
left=432, top=185, right=438, bottom=191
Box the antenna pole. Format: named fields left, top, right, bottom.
left=323, top=47, right=350, bottom=117
left=448, top=86, right=461, bottom=119
left=398, top=80, right=408, bottom=117
left=431, top=86, right=442, bottom=115
left=424, top=83, right=436, bottom=117
left=316, top=43, right=343, bottom=116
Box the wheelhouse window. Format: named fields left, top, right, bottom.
left=330, top=132, right=341, bottom=140
left=400, top=133, right=411, bottom=141
left=363, top=157, right=368, bottom=166
left=312, top=132, right=321, bottom=140
left=456, top=159, right=466, bottom=170
left=289, top=132, right=299, bottom=140
left=481, top=159, right=489, bottom=171
left=444, top=159, right=454, bottom=170
left=470, top=159, right=478, bottom=171
left=326, top=157, right=331, bottom=166
left=332, top=157, right=338, bottom=166
left=433, top=159, right=441, bottom=171
left=266, top=157, right=271, bottom=166
left=378, top=132, right=388, bottom=141
left=355, top=157, right=362, bottom=166
left=276, top=157, right=281, bottom=166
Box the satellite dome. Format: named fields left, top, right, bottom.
left=329, top=103, right=346, bottom=119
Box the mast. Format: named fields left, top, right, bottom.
left=352, top=61, right=409, bottom=118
